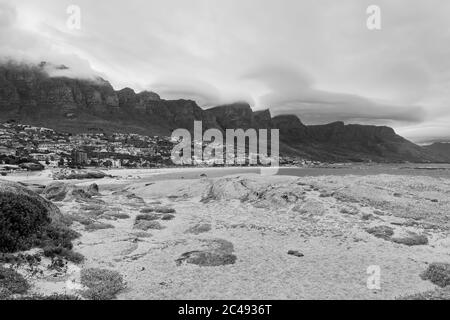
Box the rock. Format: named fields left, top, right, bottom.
left=42, top=182, right=68, bottom=201
left=17, top=182, right=46, bottom=194
left=185, top=224, right=212, bottom=235
left=161, top=214, right=175, bottom=221
left=175, top=251, right=237, bottom=267
left=131, top=231, right=152, bottom=238
left=133, top=220, right=165, bottom=231
left=340, top=207, right=359, bottom=215
left=361, top=213, right=375, bottom=221
left=392, top=232, right=428, bottom=246
left=287, top=250, right=304, bottom=257
left=139, top=206, right=175, bottom=214
left=19, top=162, right=44, bottom=171
left=53, top=169, right=108, bottom=180
left=101, top=211, right=130, bottom=220
left=84, top=222, right=114, bottom=231
left=135, top=213, right=161, bottom=221
left=366, top=225, right=395, bottom=240
left=176, top=238, right=237, bottom=267
left=87, top=183, right=100, bottom=196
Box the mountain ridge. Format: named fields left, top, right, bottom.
left=0, top=61, right=445, bottom=163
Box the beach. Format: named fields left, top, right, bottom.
left=2, top=166, right=449, bottom=299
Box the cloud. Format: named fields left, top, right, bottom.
left=243, top=64, right=426, bottom=124
left=0, top=1, right=100, bottom=79
left=1, top=0, right=450, bottom=142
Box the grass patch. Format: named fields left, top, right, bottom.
left=421, top=263, right=450, bottom=287
left=0, top=266, right=30, bottom=296
left=42, top=246, right=84, bottom=263
left=398, top=287, right=450, bottom=300
left=80, top=268, right=125, bottom=300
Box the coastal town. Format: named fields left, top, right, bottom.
left=0, top=121, right=313, bottom=174
left=0, top=121, right=175, bottom=173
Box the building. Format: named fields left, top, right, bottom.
left=71, top=150, right=88, bottom=165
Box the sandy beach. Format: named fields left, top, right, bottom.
left=2, top=167, right=449, bottom=300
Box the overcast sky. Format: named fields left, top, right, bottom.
left=1, top=0, right=450, bottom=143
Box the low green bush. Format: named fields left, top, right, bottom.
left=81, top=268, right=125, bottom=300
left=0, top=266, right=30, bottom=296
left=0, top=192, right=51, bottom=252
left=421, top=263, right=450, bottom=287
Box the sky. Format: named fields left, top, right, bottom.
left=1, top=0, right=450, bottom=144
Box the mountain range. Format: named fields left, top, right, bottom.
left=1, top=61, right=449, bottom=163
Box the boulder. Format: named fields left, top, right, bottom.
left=53, top=169, right=108, bottom=180
left=19, top=162, right=44, bottom=171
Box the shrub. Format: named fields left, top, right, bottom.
left=0, top=266, right=30, bottom=295
left=35, top=223, right=81, bottom=250
left=80, top=268, right=125, bottom=300
left=421, top=263, right=450, bottom=287
left=0, top=192, right=51, bottom=252
left=43, top=246, right=84, bottom=263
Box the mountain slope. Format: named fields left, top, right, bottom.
left=423, top=143, right=450, bottom=162
left=0, top=61, right=444, bottom=163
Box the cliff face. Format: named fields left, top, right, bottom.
left=0, top=62, right=218, bottom=135
left=205, top=103, right=273, bottom=130
left=0, top=61, right=443, bottom=163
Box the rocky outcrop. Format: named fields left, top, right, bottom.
left=52, top=169, right=109, bottom=180
left=271, top=115, right=308, bottom=141
left=205, top=103, right=271, bottom=130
